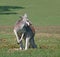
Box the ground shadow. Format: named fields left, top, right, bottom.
left=0, top=6, right=25, bottom=15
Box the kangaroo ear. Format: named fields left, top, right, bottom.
left=23, top=13, right=27, bottom=18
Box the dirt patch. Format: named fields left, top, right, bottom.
left=8, top=48, right=19, bottom=51
left=0, top=26, right=13, bottom=29
left=35, top=26, right=60, bottom=34
left=0, top=38, right=7, bottom=43
left=0, top=26, right=60, bottom=38
left=36, top=33, right=60, bottom=38
left=40, top=44, right=57, bottom=49
left=7, top=48, right=19, bottom=53
left=0, top=25, right=60, bottom=33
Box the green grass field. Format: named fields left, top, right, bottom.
left=0, top=0, right=60, bottom=57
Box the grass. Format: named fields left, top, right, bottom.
left=0, top=26, right=60, bottom=57
left=0, top=0, right=60, bottom=57
left=0, top=0, right=60, bottom=26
